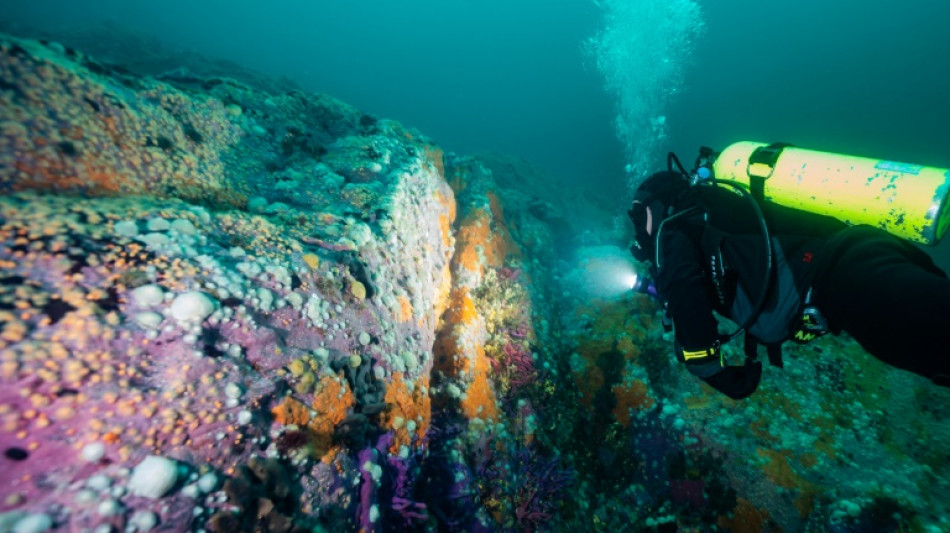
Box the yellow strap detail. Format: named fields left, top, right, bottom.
left=794, top=331, right=817, bottom=342
left=748, top=162, right=774, bottom=179
left=682, top=348, right=710, bottom=361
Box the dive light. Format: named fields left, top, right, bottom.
left=631, top=274, right=659, bottom=299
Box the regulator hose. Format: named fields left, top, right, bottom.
left=662, top=151, right=774, bottom=342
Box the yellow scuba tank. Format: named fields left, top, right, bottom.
left=712, top=141, right=950, bottom=245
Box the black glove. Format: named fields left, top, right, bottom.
left=676, top=338, right=762, bottom=399
left=675, top=338, right=724, bottom=378
left=702, top=359, right=762, bottom=400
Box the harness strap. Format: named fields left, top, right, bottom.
left=750, top=176, right=766, bottom=203
left=743, top=335, right=757, bottom=360
left=767, top=344, right=784, bottom=368
left=746, top=142, right=792, bottom=202
left=743, top=334, right=785, bottom=368
left=654, top=206, right=703, bottom=270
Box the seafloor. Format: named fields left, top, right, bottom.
left=0, top=29, right=948, bottom=533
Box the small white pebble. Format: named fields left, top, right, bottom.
left=114, top=220, right=139, bottom=238
left=224, top=383, right=243, bottom=399
left=192, top=207, right=211, bottom=224
left=86, top=474, right=112, bottom=491
left=128, top=456, right=179, bottom=499
left=180, top=484, right=199, bottom=499
left=170, top=219, right=197, bottom=235
left=75, top=488, right=97, bottom=504
left=139, top=232, right=170, bottom=247
left=11, top=513, right=52, bottom=533
left=129, top=510, right=158, bottom=531
left=131, top=284, right=165, bottom=308
left=170, top=292, right=217, bottom=323
left=237, top=410, right=253, bottom=425
left=146, top=218, right=171, bottom=232
left=197, top=472, right=218, bottom=493
left=286, top=292, right=304, bottom=309
left=369, top=504, right=379, bottom=523
left=358, top=332, right=371, bottom=346
left=97, top=498, right=121, bottom=517
left=401, top=351, right=419, bottom=372
left=134, top=311, right=164, bottom=329
left=81, top=442, right=106, bottom=462
left=370, top=464, right=383, bottom=483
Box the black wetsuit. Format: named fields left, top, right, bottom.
left=654, top=185, right=950, bottom=396
left=813, top=225, right=950, bottom=382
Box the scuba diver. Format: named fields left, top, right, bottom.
left=628, top=142, right=950, bottom=399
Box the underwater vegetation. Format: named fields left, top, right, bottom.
left=0, top=29, right=949, bottom=533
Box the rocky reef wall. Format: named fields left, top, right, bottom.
left=0, top=32, right=575, bottom=532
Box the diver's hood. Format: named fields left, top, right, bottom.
left=628, top=171, right=691, bottom=263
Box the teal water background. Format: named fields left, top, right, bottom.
left=669, top=0, right=950, bottom=168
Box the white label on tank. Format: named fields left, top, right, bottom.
left=875, top=161, right=923, bottom=174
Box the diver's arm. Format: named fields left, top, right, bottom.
left=656, top=229, right=761, bottom=399
left=654, top=228, right=719, bottom=350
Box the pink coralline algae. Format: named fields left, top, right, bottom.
left=501, top=336, right=541, bottom=391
